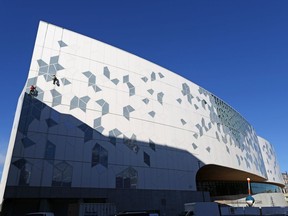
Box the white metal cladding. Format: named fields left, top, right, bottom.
left=258, top=136, right=284, bottom=184
left=2, top=21, right=284, bottom=192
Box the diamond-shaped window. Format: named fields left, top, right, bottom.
left=116, top=167, right=138, bottom=189
left=52, top=161, right=73, bottom=187
left=22, top=137, right=36, bottom=148
left=144, top=152, right=150, bottom=167
left=44, top=141, right=56, bottom=160
left=92, top=143, right=108, bottom=168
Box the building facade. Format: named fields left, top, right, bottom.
left=0, top=21, right=286, bottom=216
left=282, top=172, right=288, bottom=204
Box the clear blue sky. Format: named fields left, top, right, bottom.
left=0, top=0, right=287, bottom=177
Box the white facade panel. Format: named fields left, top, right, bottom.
left=258, top=136, right=284, bottom=185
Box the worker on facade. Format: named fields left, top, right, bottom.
left=29, top=85, right=36, bottom=95
left=52, top=75, right=60, bottom=86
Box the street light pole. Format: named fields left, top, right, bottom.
left=247, top=178, right=251, bottom=195
left=245, top=177, right=255, bottom=207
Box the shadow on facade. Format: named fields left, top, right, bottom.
left=2, top=93, right=210, bottom=216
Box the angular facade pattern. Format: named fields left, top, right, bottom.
left=0, top=21, right=285, bottom=216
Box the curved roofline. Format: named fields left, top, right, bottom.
left=39, top=21, right=253, bottom=128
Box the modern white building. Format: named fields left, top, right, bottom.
left=0, top=21, right=286, bottom=216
